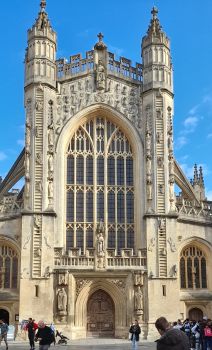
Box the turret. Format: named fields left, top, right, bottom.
left=191, top=164, right=206, bottom=201
left=142, top=7, right=173, bottom=93
left=25, top=0, right=57, bottom=88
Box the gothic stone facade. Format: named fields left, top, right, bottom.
left=0, top=4, right=212, bottom=339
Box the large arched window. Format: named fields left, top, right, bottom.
left=0, top=244, right=19, bottom=289
left=180, top=245, right=207, bottom=289
left=66, top=117, right=134, bottom=255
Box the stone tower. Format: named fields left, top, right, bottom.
left=20, top=0, right=57, bottom=320
left=142, top=7, right=179, bottom=335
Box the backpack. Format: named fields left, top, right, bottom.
left=204, top=327, right=212, bottom=337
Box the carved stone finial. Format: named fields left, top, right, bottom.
left=151, top=6, right=158, bottom=20
left=94, top=32, right=107, bottom=49
left=40, top=0, right=46, bottom=11
left=147, top=6, right=162, bottom=36
left=97, top=32, right=104, bottom=42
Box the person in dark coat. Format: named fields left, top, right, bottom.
left=129, top=319, right=141, bottom=350
left=155, top=316, right=190, bottom=350
left=35, top=320, right=53, bottom=350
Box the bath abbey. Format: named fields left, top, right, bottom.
left=0, top=0, right=212, bottom=340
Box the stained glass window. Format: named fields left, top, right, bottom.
left=0, top=244, right=19, bottom=289
left=66, top=117, right=135, bottom=255
left=180, top=246, right=207, bottom=289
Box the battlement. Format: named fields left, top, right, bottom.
left=56, top=51, right=142, bottom=82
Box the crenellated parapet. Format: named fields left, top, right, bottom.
left=56, top=51, right=142, bottom=83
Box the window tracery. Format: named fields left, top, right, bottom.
left=180, top=245, right=207, bottom=289
left=0, top=244, right=19, bottom=289
left=66, top=117, right=135, bottom=255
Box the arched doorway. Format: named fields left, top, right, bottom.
left=87, top=289, right=114, bottom=337
left=0, top=309, right=9, bottom=324
left=189, top=307, right=203, bottom=321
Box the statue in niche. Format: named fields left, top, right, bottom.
left=96, top=60, right=106, bottom=90
left=157, top=156, right=163, bottom=167
left=146, top=129, right=151, bottom=154
left=158, top=218, right=165, bottom=231
left=134, top=286, right=143, bottom=311
left=146, top=180, right=152, bottom=200
left=96, top=221, right=105, bottom=256
left=169, top=156, right=174, bottom=175
left=35, top=100, right=43, bottom=111
left=168, top=134, right=173, bottom=154
left=35, top=153, right=42, bottom=165
left=57, top=287, right=67, bottom=313
left=25, top=127, right=31, bottom=152
left=48, top=154, right=54, bottom=174
left=25, top=153, right=30, bottom=176
left=24, top=176, right=30, bottom=199
left=156, top=132, right=163, bottom=144
left=134, top=272, right=144, bottom=286
left=146, top=155, right=152, bottom=177
left=48, top=181, right=53, bottom=198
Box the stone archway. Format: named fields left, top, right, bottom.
left=87, top=289, right=115, bottom=338
left=0, top=309, right=9, bottom=324
left=189, top=307, right=203, bottom=321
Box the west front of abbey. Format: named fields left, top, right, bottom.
left=0, top=1, right=212, bottom=339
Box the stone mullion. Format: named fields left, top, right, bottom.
left=124, top=154, right=127, bottom=248
left=114, top=134, right=118, bottom=253
left=83, top=152, right=86, bottom=254
left=73, top=135, right=77, bottom=247
left=93, top=119, right=97, bottom=235
left=104, top=120, right=108, bottom=249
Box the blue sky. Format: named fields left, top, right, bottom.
left=0, top=0, right=212, bottom=199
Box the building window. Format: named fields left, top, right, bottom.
left=66, top=117, right=135, bottom=255
left=180, top=246, right=207, bottom=289
left=0, top=244, right=19, bottom=289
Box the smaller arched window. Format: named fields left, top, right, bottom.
left=180, top=245, right=207, bottom=289
left=0, top=244, right=19, bottom=289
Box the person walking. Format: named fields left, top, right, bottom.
left=35, top=320, right=53, bottom=350
left=0, top=319, right=8, bottom=350
left=26, top=318, right=38, bottom=350
left=129, top=319, right=141, bottom=350
left=155, top=316, right=190, bottom=350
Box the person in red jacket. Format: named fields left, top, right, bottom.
left=26, top=318, right=38, bottom=350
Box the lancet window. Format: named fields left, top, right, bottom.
left=180, top=245, right=207, bottom=289
left=66, top=117, right=135, bottom=255
left=0, top=244, right=19, bottom=289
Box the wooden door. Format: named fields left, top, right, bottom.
left=87, top=289, right=114, bottom=337
left=189, top=307, right=203, bottom=321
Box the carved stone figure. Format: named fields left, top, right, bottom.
left=35, top=100, right=43, bottom=111
left=167, top=237, right=177, bottom=252
left=146, top=129, right=151, bottom=154
left=57, top=287, right=67, bottom=313
left=135, top=286, right=143, bottom=311
left=48, top=127, right=54, bottom=147
left=25, top=153, right=30, bottom=177
left=48, top=181, right=53, bottom=198
left=96, top=60, right=106, bottom=90
left=25, top=127, right=31, bottom=152
left=148, top=237, right=155, bottom=252
left=48, top=154, right=54, bottom=174
left=97, top=232, right=104, bottom=256
left=146, top=183, right=152, bottom=201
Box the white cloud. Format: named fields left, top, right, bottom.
left=183, top=116, right=198, bottom=129
left=189, top=105, right=199, bottom=115
left=17, top=139, right=25, bottom=147
left=0, top=151, right=7, bottom=161
left=175, top=136, right=188, bottom=150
